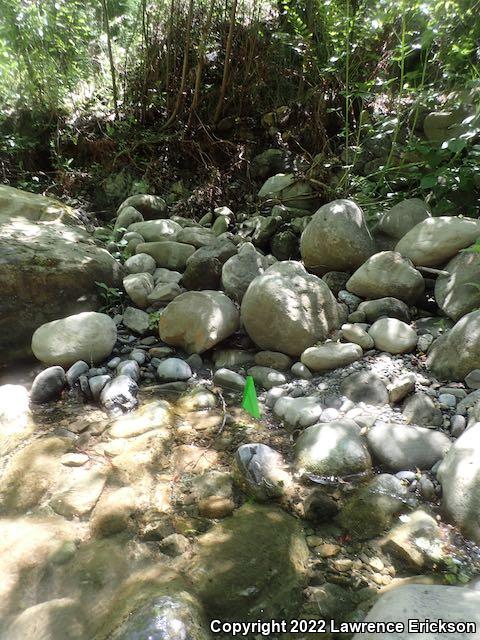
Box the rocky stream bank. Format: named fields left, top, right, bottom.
left=2, top=178, right=480, bottom=639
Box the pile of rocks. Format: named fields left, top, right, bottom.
left=5, top=183, right=480, bottom=637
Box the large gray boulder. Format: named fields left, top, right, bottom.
left=366, top=422, right=451, bottom=471
left=427, top=310, right=480, bottom=380
left=346, top=251, right=424, bottom=304
left=258, top=173, right=317, bottom=210
left=221, top=243, right=269, bottom=302
left=395, top=216, right=480, bottom=267
left=241, top=261, right=341, bottom=356
left=159, top=291, right=239, bottom=354
left=376, top=198, right=431, bottom=240
left=117, top=194, right=167, bottom=219
left=31, top=312, right=117, bottom=368
left=300, top=199, right=375, bottom=275
left=437, top=422, right=480, bottom=543
left=136, top=241, right=195, bottom=270
left=435, top=248, right=480, bottom=321
left=181, top=239, right=237, bottom=290
left=128, top=219, right=181, bottom=241
left=0, top=185, right=122, bottom=365
left=353, top=584, right=480, bottom=639
left=294, top=420, right=372, bottom=477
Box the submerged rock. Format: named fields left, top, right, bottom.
left=233, top=443, right=292, bottom=500
left=190, top=503, right=309, bottom=619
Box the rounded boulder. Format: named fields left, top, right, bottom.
left=241, top=261, right=341, bottom=357
left=32, top=312, right=117, bottom=368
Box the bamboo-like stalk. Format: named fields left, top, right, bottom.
left=100, top=0, right=119, bottom=119
left=188, top=0, right=216, bottom=126
left=214, top=0, right=238, bottom=123
left=163, top=0, right=194, bottom=128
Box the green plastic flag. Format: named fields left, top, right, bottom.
left=242, top=375, right=260, bottom=418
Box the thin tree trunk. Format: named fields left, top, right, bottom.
left=164, top=0, right=194, bottom=127
left=188, top=0, right=216, bottom=126
left=165, top=0, right=176, bottom=112
left=213, top=0, right=238, bottom=123
left=100, top=0, right=119, bottom=119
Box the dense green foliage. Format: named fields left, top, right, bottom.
left=0, top=0, right=479, bottom=216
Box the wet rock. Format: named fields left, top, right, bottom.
left=294, top=420, right=372, bottom=477
left=160, top=533, right=190, bottom=556
left=300, top=199, right=375, bottom=275
left=366, top=422, right=451, bottom=471
left=336, top=474, right=412, bottom=540
left=403, top=393, right=442, bottom=426
left=190, top=503, right=309, bottom=619
left=32, top=312, right=117, bottom=368
left=198, top=496, right=234, bottom=518
left=368, top=318, right=417, bottom=354
left=241, top=261, right=341, bottom=356
left=303, top=489, right=339, bottom=522
left=157, top=358, right=192, bottom=382
left=0, top=437, right=70, bottom=513
left=340, top=371, right=389, bottom=406
left=347, top=251, right=424, bottom=304
left=90, top=486, right=136, bottom=537
left=50, top=468, right=106, bottom=518
left=100, top=375, right=139, bottom=413
left=233, top=443, right=292, bottom=500
left=30, top=366, right=66, bottom=403
left=395, top=216, right=480, bottom=267
left=301, top=343, right=363, bottom=372
left=6, top=598, right=85, bottom=640
left=122, top=307, right=150, bottom=335
left=108, top=593, right=210, bottom=640
left=160, top=291, right=239, bottom=354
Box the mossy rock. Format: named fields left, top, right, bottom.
left=190, top=503, right=309, bottom=620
